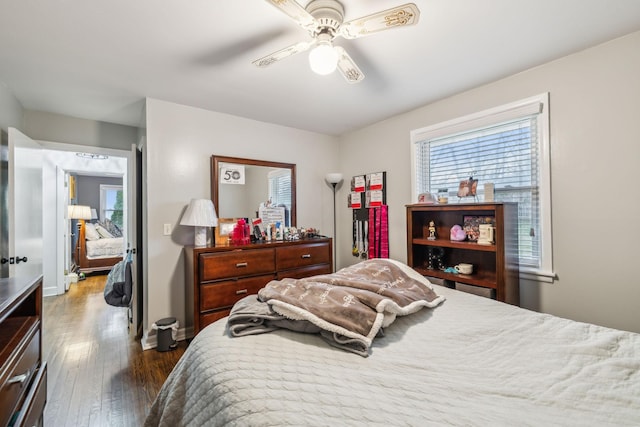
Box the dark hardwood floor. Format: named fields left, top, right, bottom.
left=42, top=274, right=187, bottom=426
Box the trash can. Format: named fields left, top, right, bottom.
left=154, top=317, right=178, bottom=352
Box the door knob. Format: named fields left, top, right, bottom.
left=1, top=257, right=8, bottom=264
left=15, top=256, right=28, bottom=264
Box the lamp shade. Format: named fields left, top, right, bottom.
left=68, top=205, right=92, bottom=220
left=180, top=199, right=218, bottom=246
left=325, top=173, right=343, bottom=185
left=90, top=208, right=98, bottom=220
left=180, top=199, right=218, bottom=227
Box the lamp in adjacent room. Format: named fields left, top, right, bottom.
left=68, top=204, right=92, bottom=221
left=68, top=205, right=92, bottom=272
left=180, top=198, right=218, bottom=247
left=325, top=173, right=343, bottom=271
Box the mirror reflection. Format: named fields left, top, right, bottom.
left=211, top=155, right=296, bottom=227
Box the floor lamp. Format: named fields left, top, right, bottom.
left=68, top=205, right=92, bottom=273
left=325, top=173, right=343, bottom=272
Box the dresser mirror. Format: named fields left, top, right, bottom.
left=211, top=155, right=297, bottom=226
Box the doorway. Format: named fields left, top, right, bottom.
left=41, top=144, right=130, bottom=297
left=68, top=172, right=124, bottom=282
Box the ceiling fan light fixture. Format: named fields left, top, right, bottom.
left=309, top=41, right=338, bottom=75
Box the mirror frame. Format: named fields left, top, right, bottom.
left=211, top=155, right=297, bottom=226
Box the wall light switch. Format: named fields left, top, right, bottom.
left=163, top=223, right=172, bottom=235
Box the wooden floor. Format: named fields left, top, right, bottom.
left=42, top=274, right=187, bottom=427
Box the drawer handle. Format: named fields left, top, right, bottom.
left=301, top=254, right=311, bottom=259
left=235, top=262, right=248, bottom=268
left=236, top=289, right=248, bottom=295
left=8, top=369, right=30, bottom=385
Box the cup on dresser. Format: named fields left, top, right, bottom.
left=454, top=263, right=473, bottom=275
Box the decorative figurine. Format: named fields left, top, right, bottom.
left=427, top=220, right=437, bottom=240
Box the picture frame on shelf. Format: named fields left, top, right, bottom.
left=463, top=215, right=495, bottom=242
left=457, top=178, right=478, bottom=198
left=215, top=218, right=237, bottom=246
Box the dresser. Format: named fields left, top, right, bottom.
left=185, top=238, right=332, bottom=336
left=0, top=275, right=47, bottom=427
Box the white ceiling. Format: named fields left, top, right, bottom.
left=2, top=0, right=640, bottom=136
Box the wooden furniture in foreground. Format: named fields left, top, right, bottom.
left=185, top=238, right=332, bottom=336
left=77, top=221, right=121, bottom=273
left=406, top=203, right=519, bottom=305
left=0, top=274, right=47, bottom=427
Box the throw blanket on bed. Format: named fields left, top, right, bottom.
left=227, top=258, right=445, bottom=356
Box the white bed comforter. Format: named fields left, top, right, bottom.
left=146, top=285, right=640, bottom=427
left=85, top=237, right=123, bottom=258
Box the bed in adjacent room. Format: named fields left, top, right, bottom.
left=77, top=220, right=124, bottom=273
left=145, top=259, right=640, bottom=426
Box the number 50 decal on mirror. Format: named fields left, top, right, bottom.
left=219, top=164, right=245, bottom=185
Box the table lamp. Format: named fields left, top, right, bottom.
left=180, top=199, right=218, bottom=246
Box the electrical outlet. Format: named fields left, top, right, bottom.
left=163, top=223, right=172, bottom=235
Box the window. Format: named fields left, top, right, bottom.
left=268, top=169, right=292, bottom=226
left=100, top=184, right=124, bottom=228
left=411, top=93, right=554, bottom=282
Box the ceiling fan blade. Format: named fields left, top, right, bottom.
left=252, top=41, right=313, bottom=68
left=264, top=0, right=318, bottom=33
left=335, top=46, right=364, bottom=84
left=338, top=3, right=420, bottom=39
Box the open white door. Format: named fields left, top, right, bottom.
left=128, top=143, right=142, bottom=337
left=8, top=128, right=43, bottom=279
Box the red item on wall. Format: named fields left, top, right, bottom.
left=368, top=205, right=388, bottom=259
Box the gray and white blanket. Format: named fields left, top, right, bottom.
left=227, top=258, right=445, bottom=356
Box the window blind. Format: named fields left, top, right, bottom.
left=415, top=116, right=541, bottom=268
left=268, top=170, right=291, bottom=209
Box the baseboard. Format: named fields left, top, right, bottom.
left=140, top=326, right=188, bottom=351
left=43, top=285, right=59, bottom=297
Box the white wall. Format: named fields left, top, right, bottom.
left=337, top=31, right=640, bottom=333
left=0, top=82, right=23, bottom=131
left=144, top=98, right=338, bottom=341
left=24, top=110, right=138, bottom=150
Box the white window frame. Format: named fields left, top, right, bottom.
left=410, top=93, right=554, bottom=282
left=99, top=184, right=123, bottom=225
left=268, top=169, right=292, bottom=226
left=268, top=169, right=291, bottom=209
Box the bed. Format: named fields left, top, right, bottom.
left=77, top=220, right=124, bottom=273
left=145, top=259, right=640, bottom=426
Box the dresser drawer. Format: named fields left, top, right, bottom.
left=276, top=242, right=331, bottom=270
left=200, top=274, right=274, bottom=311
left=277, top=264, right=331, bottom=280
left=200, top=249, right=276, bottom=281
left=12, top=362, right=46, bottom=427
left=0, top=328, right=40, bottom=427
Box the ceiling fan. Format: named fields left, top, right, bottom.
left=253, top=0, right=420, bottom=83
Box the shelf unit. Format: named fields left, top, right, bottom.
left=406, top=203, right=519, bottom=305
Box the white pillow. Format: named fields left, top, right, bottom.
left=95, top=223, right=115, bottom=239
left=84, top=222, right=101, bottom=241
